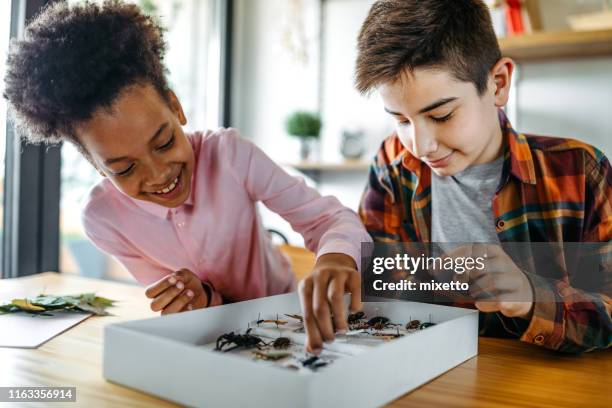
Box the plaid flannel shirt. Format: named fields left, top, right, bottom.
left=359, top=110, right=611, bottom=353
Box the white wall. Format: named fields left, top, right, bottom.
left=232, top=0, right=320, bottom=161
left=514, top=59, right=612, bottom=156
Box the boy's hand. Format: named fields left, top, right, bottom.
left=467, top=244, right=534, bottom=319
left=298, top=253, right=361, bottom=355
left=145, top=269, right=209, bottom=315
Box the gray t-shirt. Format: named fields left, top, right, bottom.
left=431, top=155, right=504, bottom=246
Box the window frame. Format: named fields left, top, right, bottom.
left=3, top=0, right=61, bottom=279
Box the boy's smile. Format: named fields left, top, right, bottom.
left=378, top=61, right=513, bottom=177
left=75, top=83, right=195, bottom=208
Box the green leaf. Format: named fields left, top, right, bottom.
left=76, top=302, right=110, bottom=316
left=92, top=296, right=115, bottom=307
left=30, top=295, right=69, bottom=308
left=1, top=293, right=116, bottom=316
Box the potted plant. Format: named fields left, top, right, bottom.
left=285, top=111, right=322, bottom=161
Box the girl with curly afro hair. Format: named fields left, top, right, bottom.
left=3, top=0, right=370, bottom=354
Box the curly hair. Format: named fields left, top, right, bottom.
left=3, top=0, right=170, bottom=146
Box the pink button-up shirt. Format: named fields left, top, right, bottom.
left=81, top=128, right=371, bottom=305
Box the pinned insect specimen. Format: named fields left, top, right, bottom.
left=367, top=316, right=390, bottom=326
left=350, top=322, right=373, bottom=330
left=372, top=328, right=404, bottom=340
left=367, top=316, right=399, bottom=330
left=405, top=316, right=421, bottom=331
left=272, top=337, right=291, bottom=349
left=215, top=328, right=267, bottom=352
left=347, top=311, right=365, bottom=324
left=256, top=313, right=288, bottom=328
left=252, top=350, right=292, bottom=361
left=284, top=313, right=305, bottom=332
left=419, top=314, right=436, bottom=330
left=299, top=355, right=330, bottom=370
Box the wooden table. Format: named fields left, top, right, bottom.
left=1, top=272, right=610, bottom=408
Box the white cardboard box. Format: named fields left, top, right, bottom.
left=104, top=293, right=478, bottom=408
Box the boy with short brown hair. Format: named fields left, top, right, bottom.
left=356, top=0, right=611, bottom=352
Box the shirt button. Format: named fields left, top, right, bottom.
left=534, top=334, right=545, bottom=345
left=496, top=219, right=505, bottom=230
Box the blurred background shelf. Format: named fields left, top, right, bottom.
left=499, top=29, right=612, bottom=60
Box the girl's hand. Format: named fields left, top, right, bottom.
left=298, top=253, right=361, bottom=355
left=144, top=269, right=209, bottom=315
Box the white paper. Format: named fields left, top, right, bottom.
left=0, top=310, right=92, bottom=348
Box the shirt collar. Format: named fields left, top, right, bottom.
left=394, top=109, right=536, bottom=185
left=498, top=109, right=537, bottom=185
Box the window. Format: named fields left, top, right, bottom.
left=60, top=0, right=225, bottom=281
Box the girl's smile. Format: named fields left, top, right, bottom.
left=75, top=83, right=195, bottom=208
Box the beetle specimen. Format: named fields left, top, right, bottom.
left=367, top=316, right=400, bottom=330
left=215, top=328, right=267, bottom=352
left=405, top=317, right=421, bottom=330
left=272, top=337, right=291, bottom=349
left=350, top=322, right=373, bottom=330
left=419, top=314, right=436, bottom=329
left=347, top=311, right=365, bottom=324
left=367, top=316, right=389, bottom=326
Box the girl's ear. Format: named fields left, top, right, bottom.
left=490, top=57, right=514, bottom=108
left=167, top=90, right=187, bottom=125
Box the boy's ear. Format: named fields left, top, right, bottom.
left=167, top=90, right=187, bottom=126
left=490, top=57, right=515, bottom=108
